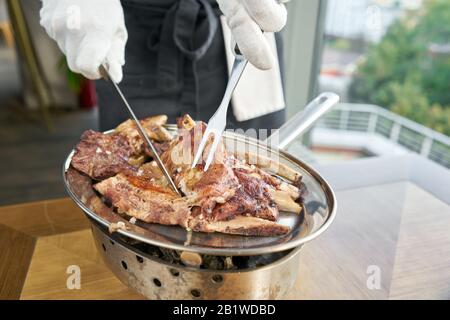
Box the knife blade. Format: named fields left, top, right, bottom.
left=99, top=64, right=181, bottom=196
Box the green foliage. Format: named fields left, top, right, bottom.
left=415, top=0, right=450, bottom=43
left=389, top=78, right=429, bottom=124
left=329, top=38, right=352, bottom=51
left=427, top=105, right=450, bottom=136
left=349, top=0, right=450, bottom=135
left=388, top=79, right=450, bottom=136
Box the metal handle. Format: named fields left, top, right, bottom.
left=220, top=55, right=248, bottom=111
left=266, top=92, right=340, bottom=150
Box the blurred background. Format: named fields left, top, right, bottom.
left=0, top=0, right=449, bottom=206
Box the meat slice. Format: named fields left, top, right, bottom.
left=230, top=158, right=303, bottom=214
left=210, top=157, right=304, bottom=222
left=158, top=115, right=291, bottom=235
left=94, top=162, right=191, bottom=227
left=93, top=162, right=290, bottom=236
left=71, top=115, right=173, bottom=180
left=115, top=115, right=172, bottom=155
left=189, top=215, right=290, bottom=236
left=211, top=167, right=279, bottom=222
left=180, top=164, right=239, bottom=215
left=161, top=115, right=238, bottom=215
left=71, top=130, right=136, bottom=180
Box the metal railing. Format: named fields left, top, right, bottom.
left=314, top=103, right=450, bottom=168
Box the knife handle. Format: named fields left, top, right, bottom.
left=99, top=64, right=110, bottom=81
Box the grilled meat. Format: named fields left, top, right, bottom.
left=115, top=115, right=172, bottom=155
left=211, top=167, right=279, bottom=222
left=230, top=157, right=303, bottom=214
left=65, top=167, right=127, bottom=225
left=94, top=162, right=191, bottom=227
left=189, top=215, right=290, bottom=236
left=71, top=114, right=305, bottom=237
left=158, top=115, right=293, bottom=235
left=161, top=115, right=238, bottom=215
left=71, top=130, right=136, bottom=180
left=71, top=116, right=171, bottom=180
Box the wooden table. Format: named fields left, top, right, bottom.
left=1, top=155, right=449, bottom=300
left=0, top=198, right=144, bottom=299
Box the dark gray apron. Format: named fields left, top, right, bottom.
left=96, top=0, right=285, bottom=134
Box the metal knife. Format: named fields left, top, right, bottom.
left=99, top=64, right=181, bottom=196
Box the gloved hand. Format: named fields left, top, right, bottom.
left=217, top=0, right=287, bottom=70
left=40, top=0, right=127, bottom=83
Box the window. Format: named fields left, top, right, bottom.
left=311, top=0, right=450, bottom=167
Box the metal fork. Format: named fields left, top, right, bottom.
left=191, top=51, right=248, bottom=171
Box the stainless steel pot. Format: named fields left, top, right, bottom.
left=92, top=222, right=302, bottom=299
left=63, top=92, right=339, bottom=299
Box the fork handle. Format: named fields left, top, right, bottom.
left=215, top=56, right=249, bottom=117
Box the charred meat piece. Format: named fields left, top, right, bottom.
left=115, top=115, right=172, bottom=156
left=163, top=115, right=228, bottom=174
left=94, top=162, right=191, bottom=227
left=189, top=215, right=290, bottom=236
left=211, top=167, right=278, bottom=222
left=71, top=114, right=304, bottom=237
left=65, top=167, right=132, bottom=227
left=161, top=115, right=238, bottom=215
left=71, top=130, right=136, bottom=180
left=71, top=115, right=172, bottom=180
left=180, top=164, right=239, bottom=215
left=158, top=115, right=291, bottom=235
left=231, top=158, right=303, bottom=214
left=234, top=151, right=302, bottom=183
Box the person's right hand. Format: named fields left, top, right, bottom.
left=40, top=0, right=127, bottom=83
left=217, top=0, right=287, bottom=70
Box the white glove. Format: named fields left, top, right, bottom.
left=217, top=0, right=287, bottom=70
left=40, top=0, right=127, bottom=83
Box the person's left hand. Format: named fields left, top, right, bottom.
left=217, top=0, right=287, bottom=70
